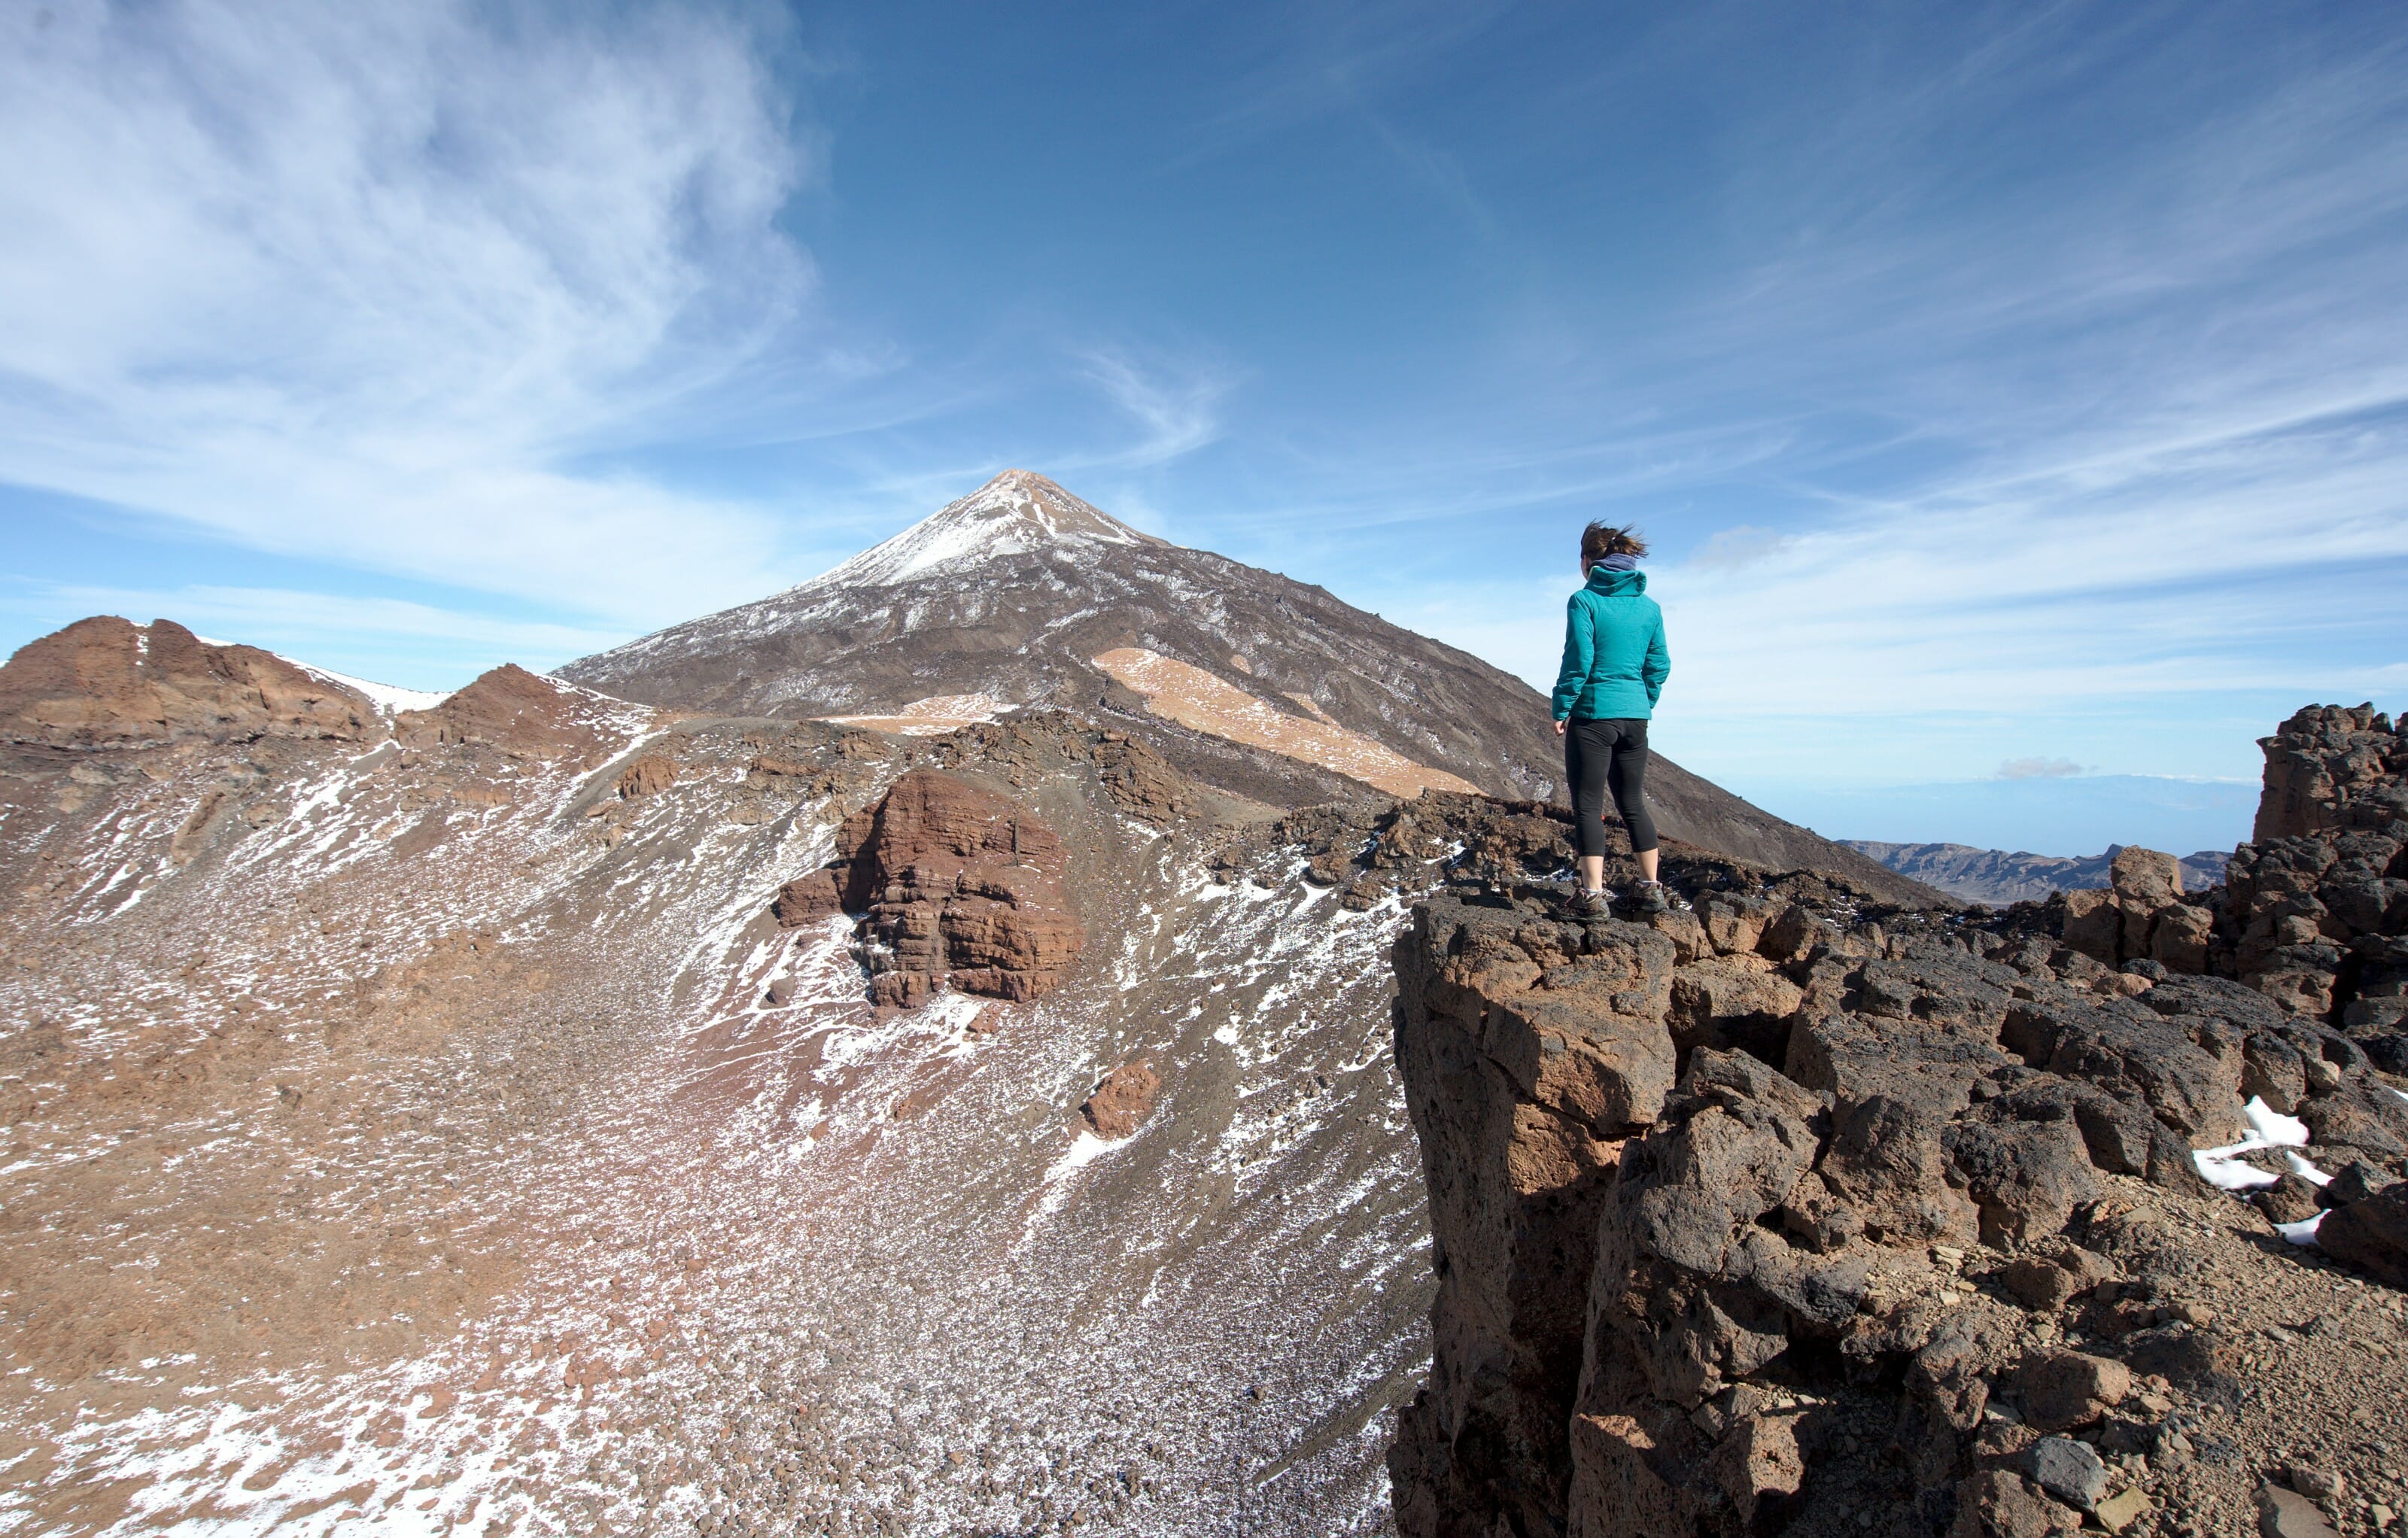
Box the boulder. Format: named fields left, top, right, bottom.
left=2318, top=1159, right=2398, bottom=1208
left=2254, top=1172, right=2324, bottom=1226
left=1081, top=1062, right=1161, bottom=1139
left=2002, top=1246, right=2113, bottom=1312
left=2315, top=1183, right=2408, bottom=1286
left=2255, top=1482, right=2341, bottom=1538
left=1950, top=1470, right=2081, bottom=1537
left=2030, top=1435, right=2108, bottom=1511
left=2011, top=1350, right=2130, bottom=1433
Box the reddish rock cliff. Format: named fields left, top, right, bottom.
left=0, top=616, right=375, bottom=746
left=775, top=768, right=1082, bottom=1008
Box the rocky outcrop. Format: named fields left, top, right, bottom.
left=2022, top=708, right=2408, bottom=1068
left=395, top=664, right=628, bottom=762
left=2255, top=704, right=2408, bottom=843
left=1386, top=708, right=2408, bottom=1536
left=774, top=769, right=1082, bottom=1008
left=2057, top=848, right=2215, bottom=975
left=616, top=755, right=676, bottom=798
left=0, top=616, right=375, bottom=746
left=2221, top=706, right=2408, bottom=1034
left=1081, top=1062, right=1162, bottom=1138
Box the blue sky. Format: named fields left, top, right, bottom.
left=4, top=1, right=2405, bottom=856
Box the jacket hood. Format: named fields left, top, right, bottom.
left=1585, top=566, right=1647, bottom=596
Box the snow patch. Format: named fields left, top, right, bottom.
left=2276, top=1210, right=2327, bottom=1246
left=2193, top=1096, right=2313, bottom=1190
left=281, top=655, right=453, bottom=715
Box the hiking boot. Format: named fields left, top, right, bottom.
left=1568, top=889, right=1611, bottom=919
left=1628, top=881, right=1671, bottom=916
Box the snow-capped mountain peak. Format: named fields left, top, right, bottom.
left=803, top=470, right=1162, bottom=591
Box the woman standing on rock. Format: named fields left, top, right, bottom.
left=1552, top=521, right=1671, bottom=919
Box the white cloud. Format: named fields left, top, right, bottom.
left=1997, top=758, right=2084, bottom=780
left=0, top=0, right=817, bottom=629
left=1688, top=524, right=1796, bottom=573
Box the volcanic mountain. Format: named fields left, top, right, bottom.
left=8, top=560, right=2403, bottom=1531
left=561, top=471, right=1938, bottom=904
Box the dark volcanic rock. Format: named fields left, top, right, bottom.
left=1384, top=704, right=2408, bottom=1538
left=2315, top=1184, right=2408, bottom=1286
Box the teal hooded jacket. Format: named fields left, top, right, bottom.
left=1552, top=566, right=1670, bottom=722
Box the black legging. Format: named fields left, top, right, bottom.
left=1565, top=717, right=1658, bottom=858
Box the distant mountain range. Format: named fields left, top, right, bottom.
left=1841, top=839, right=2231, bottom=905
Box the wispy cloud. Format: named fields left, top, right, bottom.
left=0, top=0, right=819, bottom=631
left=1300, top=4, right=2408, bottom=807
left=1074, top=348, right=1233, bottom=467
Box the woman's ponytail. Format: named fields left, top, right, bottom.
left=1580, top=522, right=1648, bottom=569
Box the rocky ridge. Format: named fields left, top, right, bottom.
left=0, top=616, right=380, bottom=746
left=1383, top=706, right=2408, bottom=1538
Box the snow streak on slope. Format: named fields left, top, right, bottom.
left=0, top=718, right=1435, bottom=1536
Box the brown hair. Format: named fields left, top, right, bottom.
left=1580, top=522, right=1647, bottom=567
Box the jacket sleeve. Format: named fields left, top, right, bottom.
left=1551, top=594, right=1592, bottom=721
left=1641, top=610, right=1671, bottom=704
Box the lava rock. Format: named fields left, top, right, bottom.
left=2256, top=1482, right=2340, bottom=1537
left=2029, top=1435, right=2107, bottom=1511
left=2254, top=1172, right=2324, bottom=1225
left=2315, top=1182, right=2408, bottom=1286
left=2318, top=1158, right=2399, bottom=1208
left=2011, top=1350, right=2131, bottom=1433
left=1950, top=1469, right=2081, bottom=1537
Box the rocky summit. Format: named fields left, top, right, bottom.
left=1, top=471, right=2403, bottom=1538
